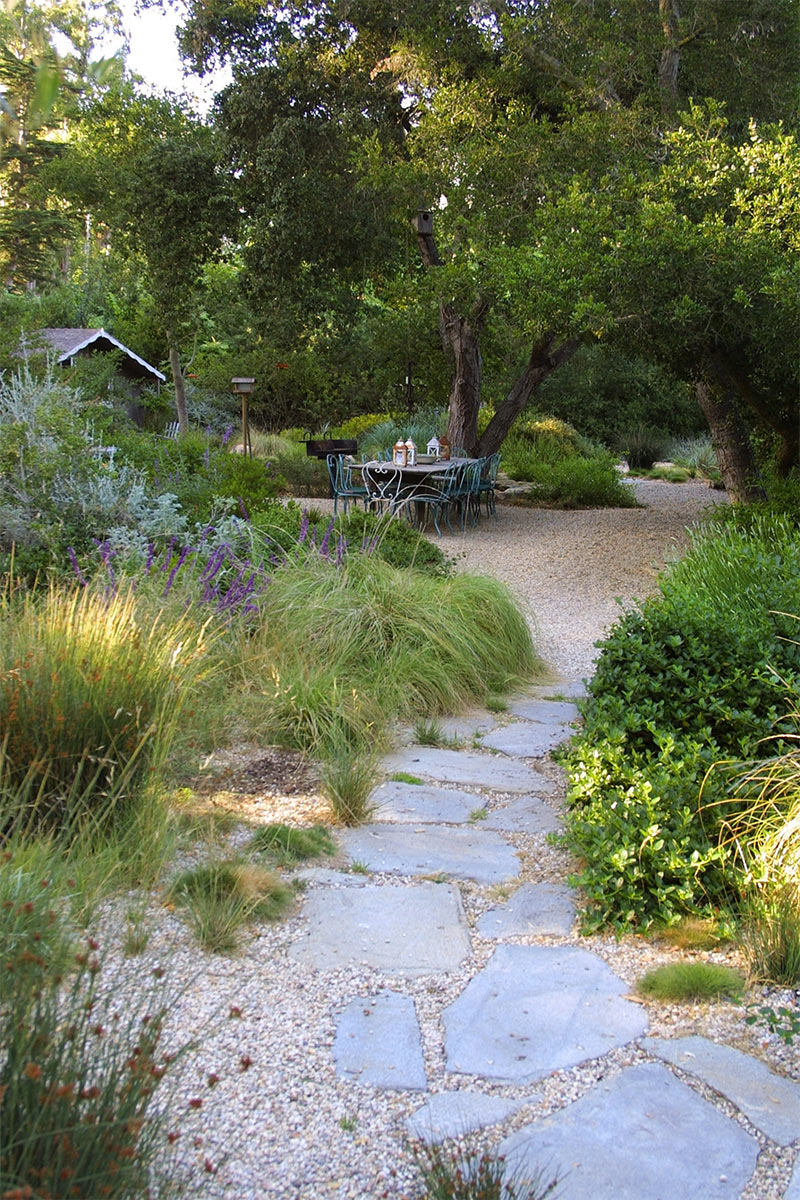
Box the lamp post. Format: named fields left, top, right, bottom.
left=231, top=377, right=255, bottom=457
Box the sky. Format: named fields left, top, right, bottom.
left=103, top=1, right=232, bottom=111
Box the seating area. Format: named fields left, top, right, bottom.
left=328, top=452, right=501, bottom=535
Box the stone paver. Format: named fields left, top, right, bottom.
left=369, top=780, right=477, bottom=824
left=481, top=719, right=573, bottom=758
left=334, top=992, right=426, bottom=1091
left=381, top=746, right=556, bottom=793
left=643, top=1035, right=800, bottom=1146
left=499, top=1062, right=759, bottom=1200
left=442, top=944, right=648, bottom=1083
left=476, top=882, right=576, bottom=938
left=340, top=823, right=521, bottom=885
left=479, top=794, right=563, bottom=836
left=288, top=882, right=470, bottom=975
left=785, top=1160, right=800, bottom=1200
left=406, top=1092, right=527, bottom=1145
left=508, top=698, right=581, bottom=724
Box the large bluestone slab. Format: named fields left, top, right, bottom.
left=480, top=795, right=563, bottom=837
left=499, top=1063, right=758, bottom=1200
left=785, top=1159, right=800, bottom=1200
left=382, top=747, right=556, bottom=794
left=481, top=720, right=573, bottom=758
left=340, top=824, right=520, bottom=885
left=443, top=945, right=648, bottom=1084
left=643, top=1035, right=800, bottom=1146
left=369, top=780, right=477, bottom=825
left=508, top=698, right=581, bottom=725
left=333, top=992, right=426, bottom=1091
left=526, top=679, right=587, bottom=700
left=288, top=882, right=471, bottom=975
left=476, top=883, right=576, bottom=939
left=406, top=1091, right=527, bottom=1145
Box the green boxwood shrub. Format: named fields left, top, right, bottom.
left=562, top=513, right=800, bottom=931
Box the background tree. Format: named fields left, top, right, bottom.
left=179, top=0, right=798, bottom=479
left=62, top=86, right=235, bottom=431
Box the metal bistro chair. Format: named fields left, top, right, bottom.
left=477, top=452, right=501, bottom=519
left=409, top=468, right=456, bottom=537
left=361, top=463, right=405, bottom=517
left=448, top=460, right=483, bottom=531
left=326, top=454, right=369, bottom=515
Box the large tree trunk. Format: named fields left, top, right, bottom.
left=440, top=298, right=488, bottom=455
left=695, top=375, right=766, bottom=503
left=478, top=334, right=581, bottom=457
left=719, top=357, right=800, bottom=476
left=168, top=344, right=190, bottom=435
left=658, top=0, right=681, bottom=114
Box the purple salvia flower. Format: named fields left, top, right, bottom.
left=204, top=446, right=210, bottom=469
left=161, top=537, right=178, bottom=571
left=336, top=534, right=347, bottom=566
left=164, top=546, right=194, bottom=596
left=238, top=497, right=250, bottom=522
left=222, top=424, right=234, bottom=447
left=67, top=547, right=88, bottom=586
left=146, top=541, right=156, bottom=571
left=319, top=518, right=334, bottom=561
left=298, top=511, right=309, bottom=545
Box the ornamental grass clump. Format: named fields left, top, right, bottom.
left=167, top=860, right=295, bottom=952
left=0, top=581, right=218, bottom=840
left=0, top=856, right=186, bottom=1198
left=636, top=961, right=745, bottom=1003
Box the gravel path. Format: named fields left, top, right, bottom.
left=453, top=476, right=727, bottom=679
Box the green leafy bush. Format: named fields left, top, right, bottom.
left=562, top=514, right=800, bottom=931
left=249, top=502, right=450, bottom=574
left=505, top=456, right=637, bottom=509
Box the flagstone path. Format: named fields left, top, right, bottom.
left=288, top=687, right=800, bottom=1199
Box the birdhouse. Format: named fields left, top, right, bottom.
left=414, top=211, right=434, bottom=235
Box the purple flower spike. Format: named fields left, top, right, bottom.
left=204, top=447, right=210, bottom=470
left=319, top=518, right=334, bottom=560
left=238, top=497, right=250, bottom=522
left=222, top=424, right=233, bottom=447
left=68, top=547, right=88, bottom=586
left=298, top=511, right=310, bottom=545
left=146, top=542, right=156, bottom=571
left=336, top=534, right=347, bottom=566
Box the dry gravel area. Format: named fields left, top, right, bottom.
left=98, top=478, right=800, bottom=1200
left=455, top=476, right=728, bottom=680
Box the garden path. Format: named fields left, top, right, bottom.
left=158, top=480, right=799, bottom=1199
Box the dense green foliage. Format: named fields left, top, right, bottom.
left=562, top=513, right=800, bottom=931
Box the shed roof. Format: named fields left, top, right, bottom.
left=35, top=328, right=165, bottom=382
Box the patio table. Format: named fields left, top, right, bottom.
left=360, top=458, right=477, bottom=533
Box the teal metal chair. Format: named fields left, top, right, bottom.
left=326, top=454, right=369, bottom=515
left=477, top=452, right=501, bottom=519
left=449, top=460, right=483, bottom=530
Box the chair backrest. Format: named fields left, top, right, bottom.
left=362, top=463, right=404, bottom=506
left=450, top=446, right=468, bottom=459
left=484, top=451, right=501, bottom=484
left=326, top=453, right=340, bottom=493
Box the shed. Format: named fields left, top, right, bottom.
left=32, top=328, right=165, bottom=390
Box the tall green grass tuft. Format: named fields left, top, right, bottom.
left=0, top=582, right=218, bottom=841
left=231, top=555, right=542, bottom=756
